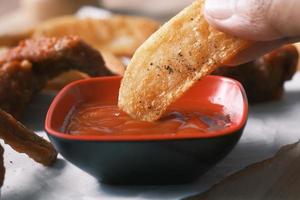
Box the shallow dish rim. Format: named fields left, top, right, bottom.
left=45, top=76, right=248, bottom=141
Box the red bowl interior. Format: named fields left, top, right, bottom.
left=45, top=76, right=248, bottom=141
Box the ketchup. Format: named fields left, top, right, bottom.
left=63, top=102, right=232, bottom=136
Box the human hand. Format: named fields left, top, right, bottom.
left=204, top=0, right=300, bottom=65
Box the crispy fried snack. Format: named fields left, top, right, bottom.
left=118, top=0, right=251, bottom=122
left=0, top=36, right=110, bottom=118
left=33, top=15, right=160, bottom=56
left=45, top=70, right=90, bottom=91
left=0, top=109, right=57, bottom=166
left=214, top=45, right=298, bottom=103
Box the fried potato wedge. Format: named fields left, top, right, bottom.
left=101, top=50, right=126, bottom=75
left=295, top=42, right=300, bottom=70
left=33, top=15, right=160, bottom=56
left=118, top=0, right=251, bottom=122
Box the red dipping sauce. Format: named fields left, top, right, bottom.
left=63, top=102, right=232, bottom=136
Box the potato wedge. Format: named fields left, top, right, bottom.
left=295, top=42, right=300, bottom=70
left=118, top=0, right=251, bottom=122
left=0, top=30, right=33, bottom=47
left=100, top=50, right=126, bottom=75
left=45, top=51, right=125, bottom=90
left=46, top=70, right=89, bottom=91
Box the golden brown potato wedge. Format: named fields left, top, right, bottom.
left=118, top=0, right=251, bottom=122
left=45, top=51, right=125, bottom=90
left=33, top=15, right=160, bottom=56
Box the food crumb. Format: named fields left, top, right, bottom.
left=165, top=65, right=174, bottom=74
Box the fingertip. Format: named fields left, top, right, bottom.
left=204, top=0, right=233, bottom=20
left=203, top=0, right=233, bottom=32
left=224, top=39, right=293, bottom=65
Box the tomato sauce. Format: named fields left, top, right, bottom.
left=63, top=102, right=232, bottom=136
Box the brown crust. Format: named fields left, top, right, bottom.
left=0, top=144, right=4, bottom=187
left=33, top=15, right=160, bottom=56
left=118, top=0, right=251, bottom=122
left=0, top=109, right=57, bottom=166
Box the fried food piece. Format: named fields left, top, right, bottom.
left=0, top=36, right=110, bottom=118
left=33, top=15, right=160, bottom=56
left=213, top=45, right=298, bottom=103
left=294, top=42, right=300, bottom=70
left=1, top=36, right=110, bottom=77
left=0, top=109, right=57, bottom=166
left=118, top=0, right=251, bottom=122
left=0, top=144, right=4, bottom=187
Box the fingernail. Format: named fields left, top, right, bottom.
left=205, top=0, right=234, bottom=20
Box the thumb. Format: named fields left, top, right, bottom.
left=204, top=0, right=300, bottom=41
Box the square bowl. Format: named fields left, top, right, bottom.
left=45, top=76, right=248, bottom=184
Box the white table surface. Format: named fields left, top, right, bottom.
left=2, top=73, right=300, bottom=200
